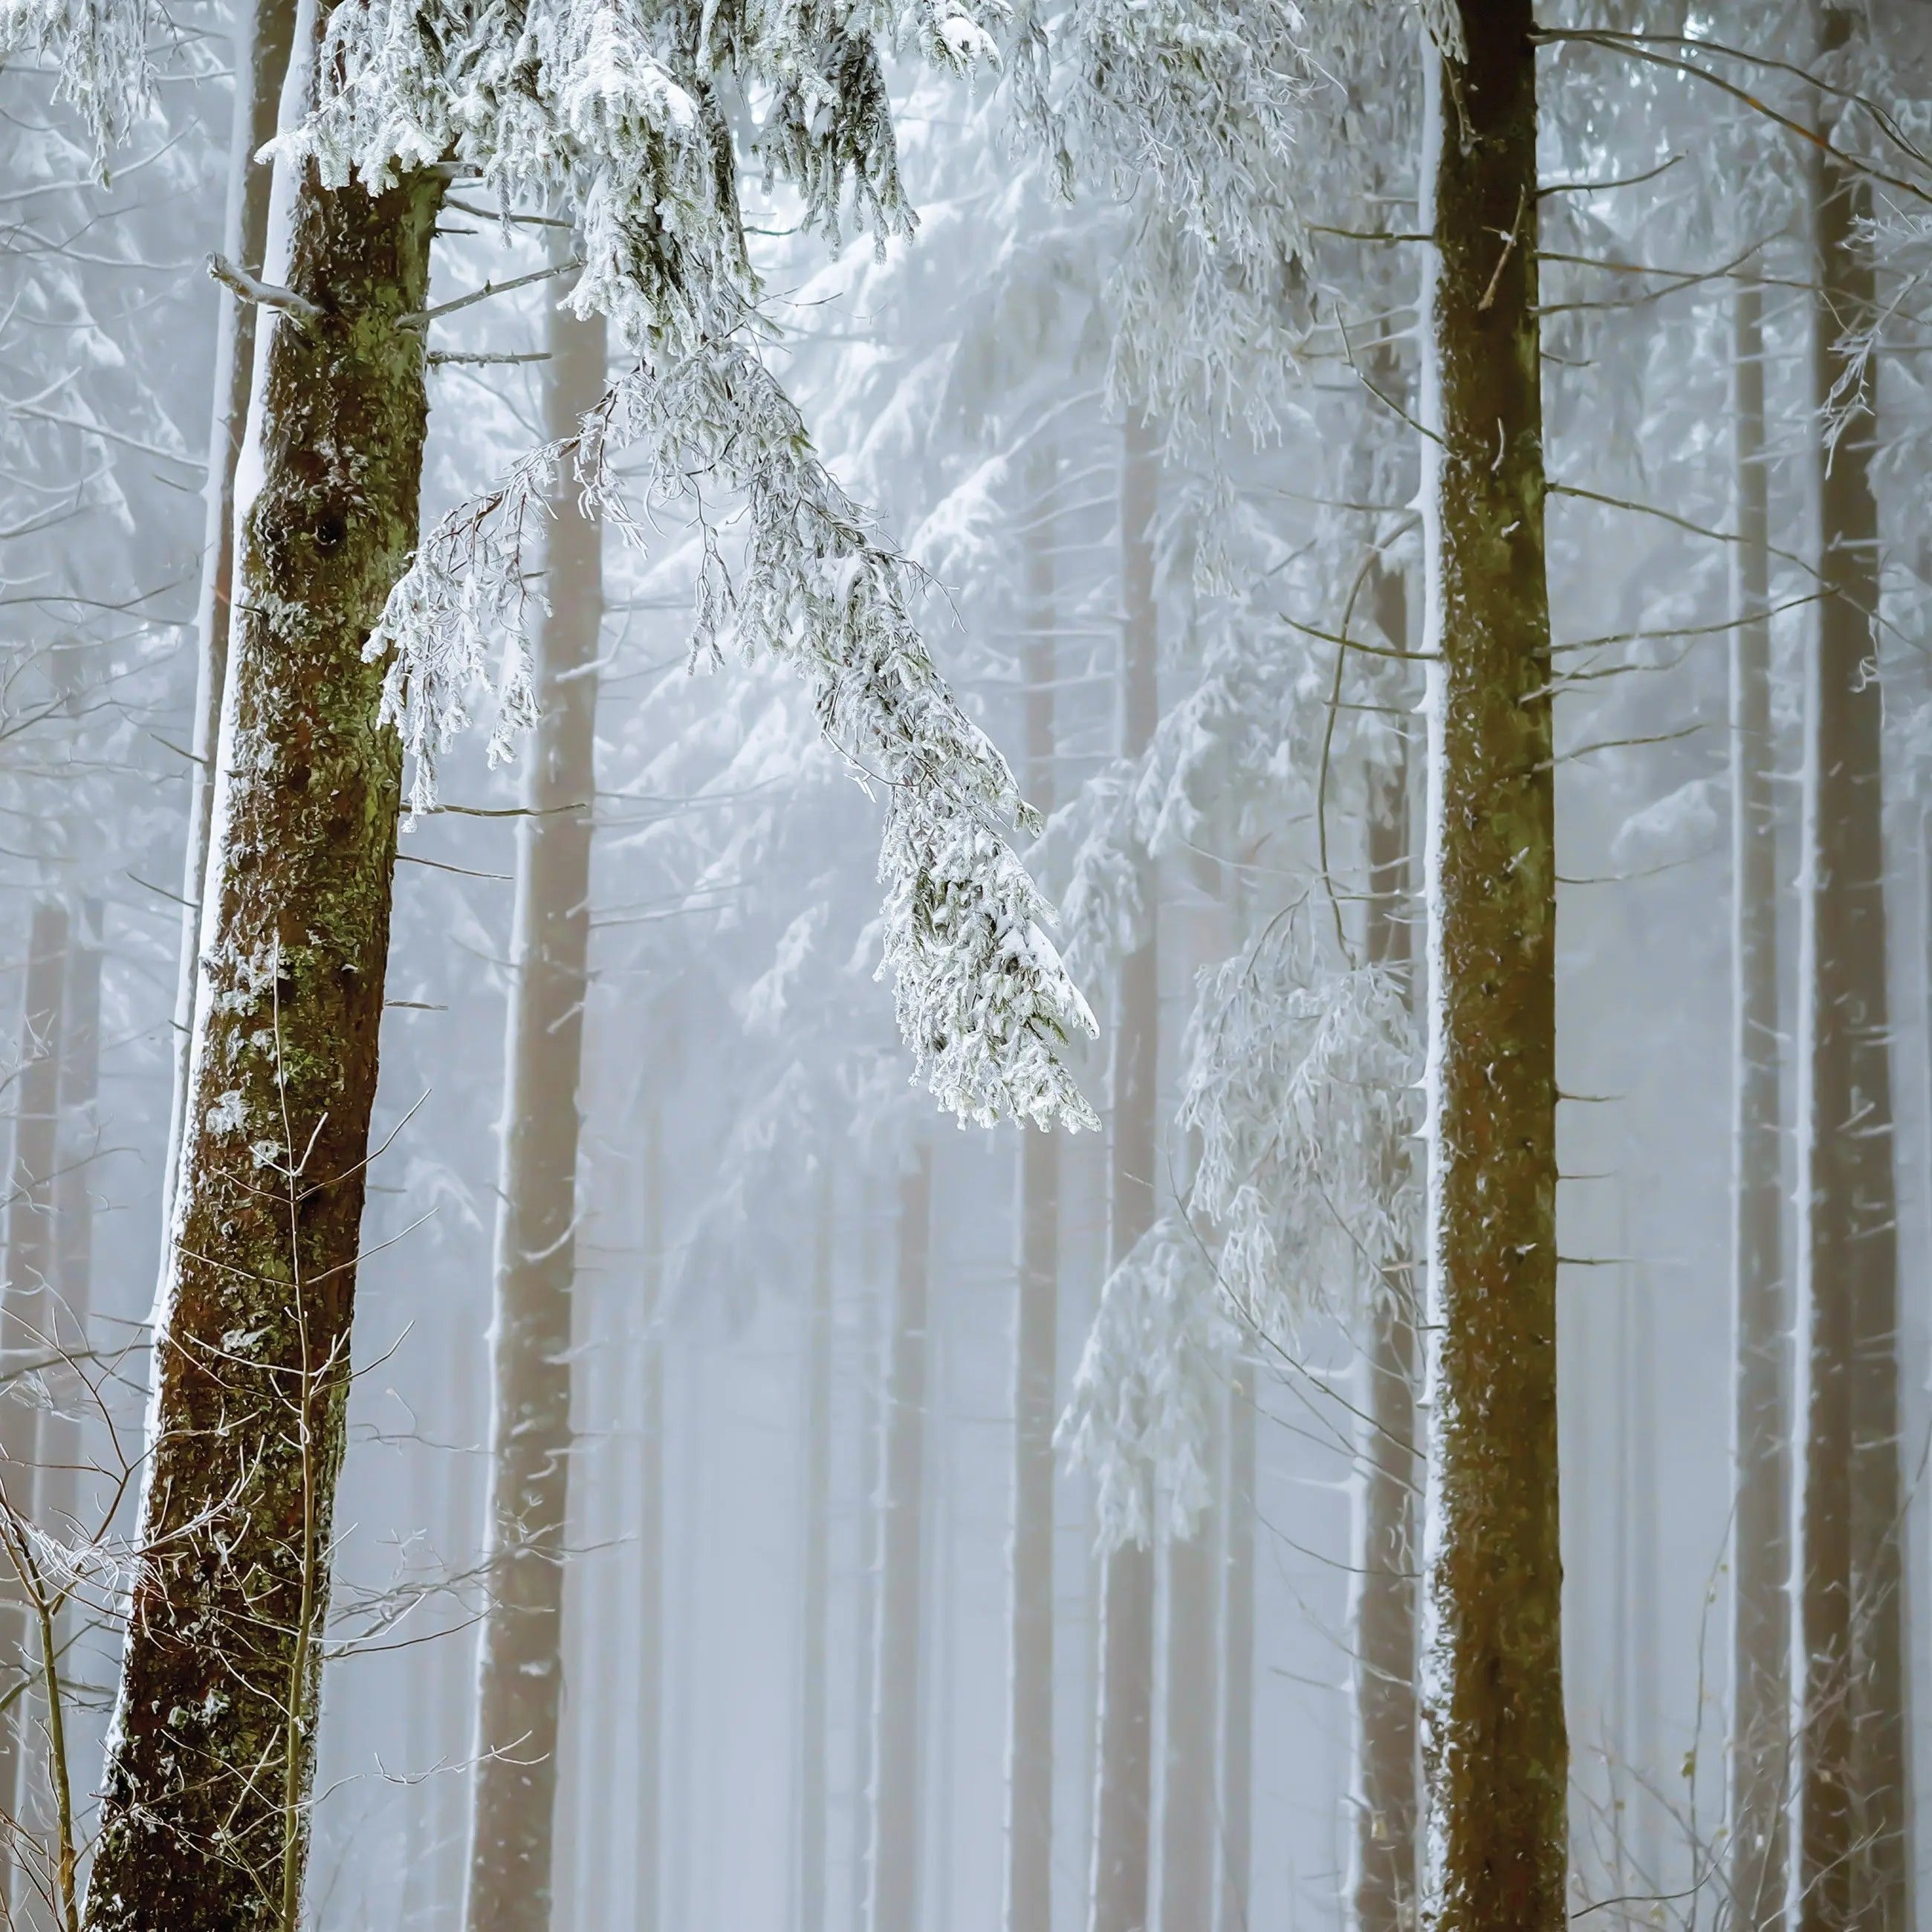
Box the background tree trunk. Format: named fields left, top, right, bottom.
left=1089, top=409, right=1160, bottom=1932
left=1796, top=12, right=1907, bottom=1928
left=1418, top=12, right=1566, bottom=1929
left=634, top=1106, right=665, bottom=1932
left=1728, top=268, right=1789, bottom=1932
left=1218, top=1357, right=1256, bottom=1932
left=165, top=0, right=300, bottom=1230
left=1355, top=693, right=1418, bottom=1932
left=2, top=899, right=67, bottom=1906
left=849, top=1211, right=883, bottom=1932
left=1158, top=1424, right=1219, bottom=1932
left=1007, top=445, right=1060, bottom=1932
left=463, top=281, right=606, bottom=1932
left=82, top=69, right=444, bottom=1925
left=799, top=1163, right=835, bottom=1932
left=868, top=1150, right=932, bottom=1932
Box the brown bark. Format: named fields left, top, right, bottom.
left=1796, top=12, right=1907, bottom=1928
left=2, top=900, right=67, bottom=1902
left=1729, top=270, right=1790, bottom=1932
left=166, top=0, right=301, bottom=1227
left=1217, top=1355, right=1255, bottom=1932
left=463, top=282, right=606, bottom=1932
left=1355, top=669, right=1419, bottom=1932
left=867, top=1149, right=933, bottom=1932
left=1089, top=410, right=1160, bottom=1932
left=81, top=42, right=444, bottom=1913
left=800, top=1163, right=834, bottom=1932
left=1419, top=11, right=1565, bottom=1929
left=1007, top=446, right=1060, bottom=1932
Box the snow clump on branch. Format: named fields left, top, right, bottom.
left=1181, top=918, right=1421, bottom=1336
left=277, top=0, right=1101, bottom=1129
left=1058, top=1216, right=1230, bottom=1549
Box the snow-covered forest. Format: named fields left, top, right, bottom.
left=1, top=0, right=1930, bottom=1927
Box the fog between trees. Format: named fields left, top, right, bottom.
left=1, top=2, right=1930, bottom=1930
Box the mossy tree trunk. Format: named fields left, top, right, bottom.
left=1417, top=10, right=1566, bottom=1929
left=1728, top=269, right=1789, bottom=1932
left=1089, top=409, right=1160, bottom=1932
left=464, top=285, right=606, bottom=1932
left=1006, top=445, right=1060, bottom=1932
left=81, top=46, right=443, bottom=1925
left=167, top=0, right=300, bottom=1227
left=1795, top=13, right=1907, bottom=1928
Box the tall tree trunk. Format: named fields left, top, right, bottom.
left=82, top=55, right=444, bottom=1919
left=1796, top=12, right=1907, bottom=1928
left=635, top=1107, right=664, bottom=1932
left=1729, top=268, right=1789, bottom=1932
left=1417, top=13, right=1565, bottom=1930
left=849, top=1213, right=883, bottom=1932
left=1158, top=1424, right=1219, bottom=1932
left=2, top=900, right=67, bottom=1904
left=1089, top=409, right=1160, bottom=1932
left=51, top=901, right=102, bottom=1456
left=867, top=1149, right=932, bottom=1932
left=1006, top=446, right=1060, bottom=1932
left=800, top=1164, right=835, bottom=1932
left=165, top=0, right=300, bottom=1228
left=463, top=281, right=606, bottom=1932
left=1355, top=690, right=1419, bottom=1932
left=1217, top=1357, right=1255, bottom=1932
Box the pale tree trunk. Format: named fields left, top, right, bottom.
left=1006, top=445, right=1060, bottom=1932
left=1796, top=12, right=1907, bottom=1928
left=82, top=47, right=444, bottom=1920
left=2, top=900, right=67, bottom=1903
left=1355, top=664, right=1419, bottom=1932
left=463, top=284, right=606, bottom=1932
left=1728, top=269, right=1789, bottom=1932
left=800, top=1163, right=835, bottom=1932
left=1089, top=409, right=1160, bottom=1932
left=849, top=1219, right=882, bottom=1932
left=165, top=0, right=300, bottom=1228
left=635, top=1107, right=664, bottom=1932
left=1217, top=1358, right=1255, bottom=1932
left=1417, top=12, right=1566, bottom=1930
left=867, top=1149, right=933, bottom=1932
left=1158, top=1417, right=1219, bottom=1932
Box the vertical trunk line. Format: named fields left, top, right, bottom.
left=463, top=268, right=606, bottom=1932
left=1090, top=409, right=1161, bottom=1932
left=1008, top=442, right=1060, bottom=1932
left=635, top=1106, right=665, bottom=1932
left=1, top=900, right=68, bottom=1912
left=1355, top=569, right=1419, bottom=1932
left=800, top=1162, right=836, bottom=1932
left=84, top=51, right=446, bottom=1913
left=165, top=0, right=300, bottom=1234
left=868, top=1149, right=933, bottom=1932
left=1730, top=266, right=1790, bottom=1932
left=1796, top=11, right=1907, bottom=1929
left=1419, top=12, right=1566, bottom=1929
left=1216, top=1356, right=1256, bottom=1932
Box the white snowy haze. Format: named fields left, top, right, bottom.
left=2, top=1, right=1932, bottom=1930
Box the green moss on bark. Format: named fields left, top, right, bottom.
left=82, top=143, right=443, bottom=1932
